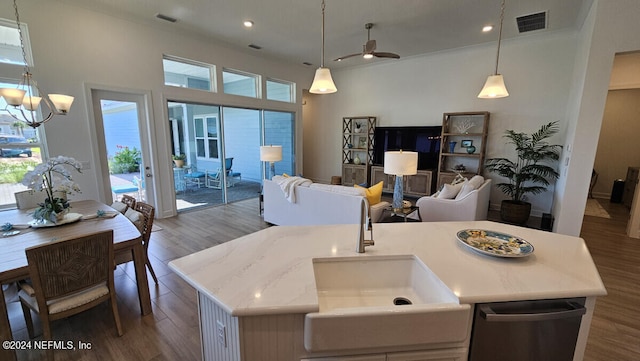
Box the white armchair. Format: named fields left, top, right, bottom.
left=416, top=179, right=492, bottom=222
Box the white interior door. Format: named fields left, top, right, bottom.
left=90, top=89, right=155, bottom=205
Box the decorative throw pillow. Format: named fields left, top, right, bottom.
left=468, top=175, right=485, bottom=189
left=282, top=173, right=290, bottom=178
left=124, top=208, right=144, bottom=232
left=111, top=201, right=128, bottom=214
left=355, top=181, right=383, bottom=205
left=455, top=181, right=477, bottom=200
left=437, top=181, right=465, bottom=199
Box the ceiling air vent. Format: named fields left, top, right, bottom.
left=156, top=13, right=177, bottom=23
left=516, top=11, right=547, bottom=33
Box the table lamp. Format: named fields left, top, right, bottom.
left=260, top=145, right=282, bottom=180
left=384, top=150, right=418, bottom=210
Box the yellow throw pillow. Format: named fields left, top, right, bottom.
left=282, top=173, right=290, bottom=178
left=355, top=181, right=383, bottom=205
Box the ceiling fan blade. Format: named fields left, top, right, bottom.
left=373, top=52, right=400, bottom=59
left=333, top=53, right=362, bottom=62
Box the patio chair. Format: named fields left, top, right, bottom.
left=185, top=167, right=206, bottom=189
left=206, top=158, right=241, bottom=189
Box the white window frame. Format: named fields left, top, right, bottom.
left=266, top=77, right=295, bottom=103
left=162, top=55, right=216, bottom=92
left=0, top=18, right=33, bottom=66
left=222, top=68, right=261, bottom=99
left=194, top=114, right=219, bottom=160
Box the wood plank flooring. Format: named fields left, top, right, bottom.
left=6, top=197, right=639, bottom=360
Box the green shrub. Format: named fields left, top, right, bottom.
left=109, top=145, right=141, bottom=174
left=0, top=161, right=39, bottom=183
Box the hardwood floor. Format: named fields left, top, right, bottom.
left=6, top=197, right=639, bottom=360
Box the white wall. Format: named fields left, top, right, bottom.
left=554, top=0, right=640, bottom=235
left=0, top=0, right=312, bottom=218
left=304, top=29, right=578, bottom=218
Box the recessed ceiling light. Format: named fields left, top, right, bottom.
left=482, top=25, right=493, bottom=32
left=243, top=20, right=254, bottom=28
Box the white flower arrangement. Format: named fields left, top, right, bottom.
left=21, top=156, right=82, bottom=222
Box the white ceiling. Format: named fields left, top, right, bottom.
left=57, top=0, right=590, bottom=69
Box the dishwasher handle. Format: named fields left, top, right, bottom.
left=479, top=302, right=586, bottom=322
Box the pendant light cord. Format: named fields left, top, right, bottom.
left=494, top=0, right=506, bottom=75
left=320, top=0, right=326, bottom=68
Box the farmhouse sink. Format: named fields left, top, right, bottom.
left=304, top=255, right=471, bottom=352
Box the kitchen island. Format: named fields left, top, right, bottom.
left=169, top=221, right=606, bottom=360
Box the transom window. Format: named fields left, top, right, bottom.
left=222, top=68, right=259, bottom=98
left=194, top=115, right=219, bottom=159
left=266, top=78, right=295, bottom=103
left=163, top=55, right=215, bottom=92
left=0, top=18, right=33, bottom=66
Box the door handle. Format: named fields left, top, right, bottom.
left=479, top=302, right=586, bottom=322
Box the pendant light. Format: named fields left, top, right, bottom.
left=309, top=0, right=337, bottom=94
left=478, top=0, right=509, bottom=99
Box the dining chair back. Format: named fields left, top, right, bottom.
left=14, top=190, right=42, bottom=209
left=18, top=230, right=123, bottom=345
left=121, top=194, right=137, bottom=209
left=116, top=201, right=158, bottom=284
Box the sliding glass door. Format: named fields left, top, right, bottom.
left=168, top=102, right=294, bottom=212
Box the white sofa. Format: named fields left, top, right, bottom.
left=263, top=178, right=389, bottom=226
left=416, top=178, right=492, bottom=222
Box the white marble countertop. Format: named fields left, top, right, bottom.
left=168, top=221, right=607, bottom=316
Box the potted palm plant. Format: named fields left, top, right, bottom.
left=485, top=121, right=562, bottom=225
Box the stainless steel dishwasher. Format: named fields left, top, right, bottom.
left=468, top=297, right=586, bottom=361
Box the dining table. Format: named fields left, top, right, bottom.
left=0, top=199, right=152, bottom=361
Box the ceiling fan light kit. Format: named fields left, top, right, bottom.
left=309, top=0, right=337, bottom=94
left=334, top=23, right=400, bottom=62
left=478, top=0, right=509, bottom=99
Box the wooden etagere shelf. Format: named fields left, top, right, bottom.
left=437, top=111, right=490, bottom=188
left=341, top=116, right=376, bottom=186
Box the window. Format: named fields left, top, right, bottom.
left=163, top=55, right=215, bottom=91
left=266, top=78, right=295, bottom=103
left=0, top=18, right=33, bottom=66
left=194, top=115, right=219, bottom=159
left=223, top=68, right=259, bottom=98
left=0, top=82, right=44, bottom=209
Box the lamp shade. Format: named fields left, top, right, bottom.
left=48, top=94, right=75, bottom=112
left=384, top=151, right=418, bottom=176
left=22, top=96, right=42, bottom=111
left=309, top=67, right=337, bottom=94
left=260, top=145, right=283, bottom=162
left=478, top=74, right=509, bottom=98
left=0, top=88, right=26, bottom=106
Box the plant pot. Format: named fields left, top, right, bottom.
left=500, top=200, right=531, bottom=225
left=173, top=160, right=185, bottom=168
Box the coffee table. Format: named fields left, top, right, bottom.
left=382, top=205, right=421, bottom=222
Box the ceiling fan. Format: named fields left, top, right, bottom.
left=334, top=23, right=400, bottom=62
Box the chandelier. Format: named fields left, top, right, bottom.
left=0, top=0, right=74, bottom=128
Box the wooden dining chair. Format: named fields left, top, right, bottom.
left=18, top=230, right=123, bottom=348
left=116, top=201, right=158, bottom=284
left=121, top=194, right=137, bottom=209
left=14, top=189, right=42, bottom=209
